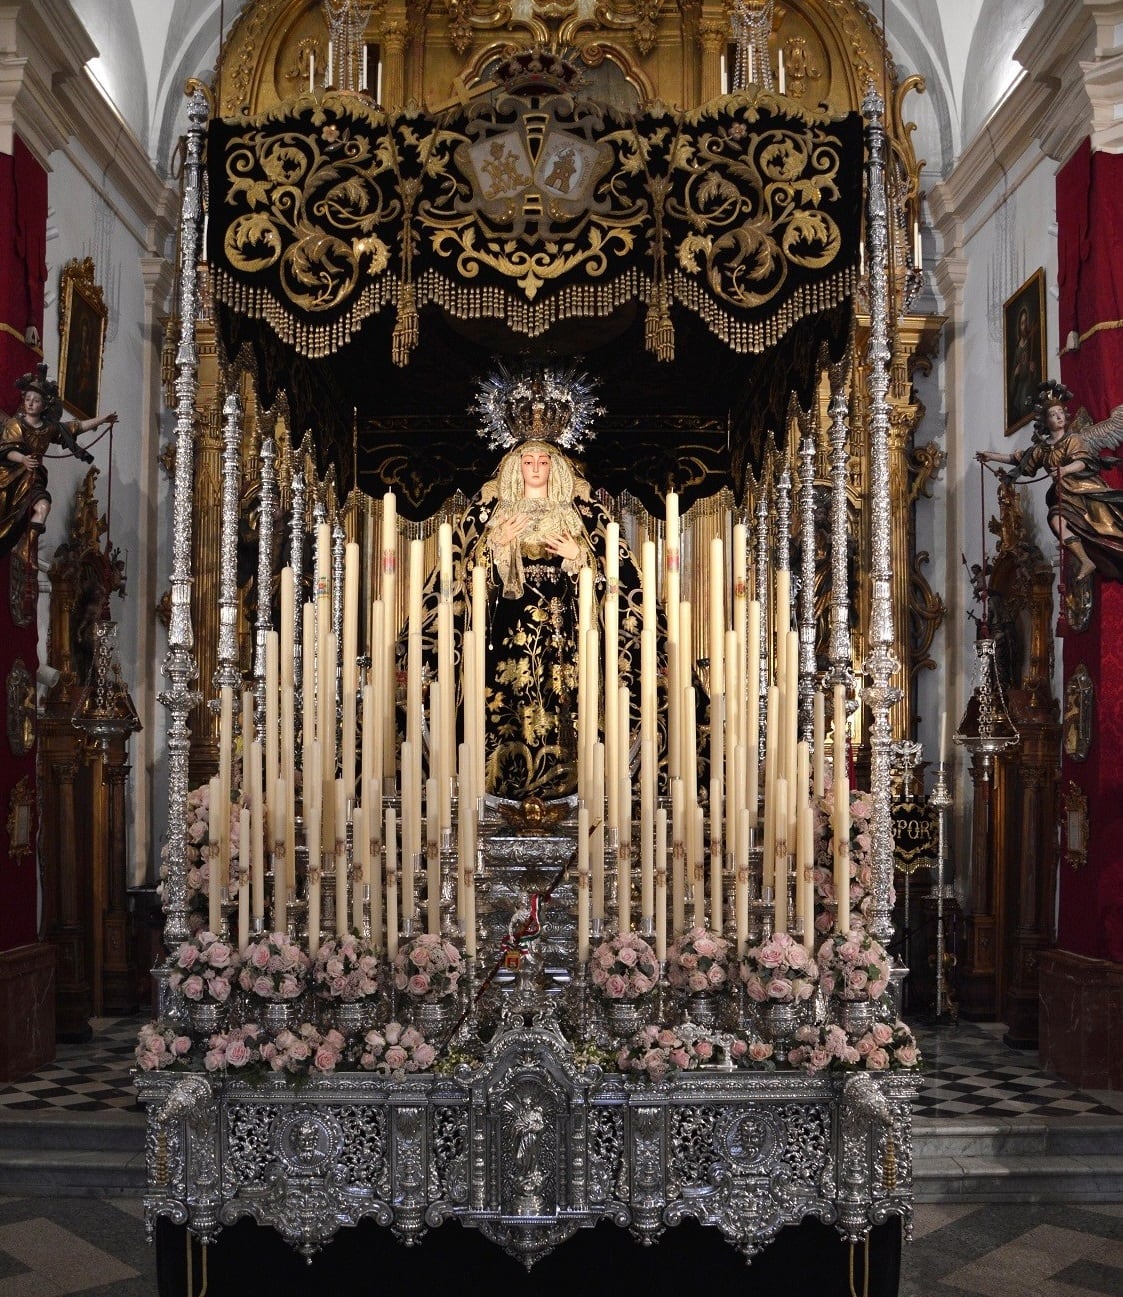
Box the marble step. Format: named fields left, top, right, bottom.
left=0, top=1148, right=146, bottom=1195
left=0, top=1111, right=143, bottom=1153
left=913, top=1118, right=1123, bottom=1202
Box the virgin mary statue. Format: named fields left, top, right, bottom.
left=417, top=366, right=646, bottom=801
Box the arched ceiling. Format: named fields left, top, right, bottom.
left=63, top=0, right=1045, bottom=179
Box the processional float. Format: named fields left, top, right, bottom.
left=139, top=19, right=923, bottom=1275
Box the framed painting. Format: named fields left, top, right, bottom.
left=58, top=257, right=108, bottom=420
left=1003, top=268, right=1046, bottom=435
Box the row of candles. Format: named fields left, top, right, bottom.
left=206, top=491, right=858, bottom=963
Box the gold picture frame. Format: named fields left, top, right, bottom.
left=57, top=257, right=107, bottom=420
left=1003, top=268, right=1046, bottom=436
left=6, top=776, right=33, bottom=862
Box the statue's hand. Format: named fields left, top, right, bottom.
left=492, top=514, right=529, bottom=547
left=544, top=531, right=581, bottom=563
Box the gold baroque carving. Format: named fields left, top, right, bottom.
left=1062, top=781, right=1088, bottom=870
left=6, top=777, right=33, bottom=862
left=6, top=660, right=34, bottom=757
left=1063, top=664, right=1093, bottom=763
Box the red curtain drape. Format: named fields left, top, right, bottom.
left=1056, top=139, right=1123, bottom=962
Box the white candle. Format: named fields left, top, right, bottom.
left=709, top=775, right=723, bottom=934
left=335, top=778, right=348, bottom=937
left=208, top=774, right=222, bottom=936
left=604, top=522, right=620, bottom=830
left=939, top=709, right=948, bottom=766
left=385, top=808, right=398, bottom=959
left=735, top=807, right=750, bottom=953
left=577, top=805, right=590, bottom=964
left=813, top=691, right=826, bottom=799
left=306, top=794, right=321, bottom=957
left=618, top=773, right=632, bottom=934
left=381, top=493, right=398, bottom=783
left=309, top=50, right=315, bottom=93
left=426, top=776, right=440, bottom=935
left=591, top=740, right=605, bottom=923
left=747, top=599, right=760, bottom=827
left=671, top=777, right=685, bottom=937
left=774, top=775, right=789, bottom=934
left=237, top=807, right=250, bottom=954
left=250, top=741, right=264, bottom=922
left=655, top=807, right=668, bottom=961
left=272, top=776, right=286, bottom=932
left=352, top=803, right=366, bottom=935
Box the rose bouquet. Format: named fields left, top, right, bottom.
left=589, top=933, right=660, bottom=1000
left=356, top=1021, right=437, bottom=1075
left=312, top=934, right=380, bottom=1001
left=732, top=1035, right=776, bottom=1068
left=816, top=930, right=891, bottom=1001
left=135, top=1020, right=193, bottom=1071
left=851, top=1019, right=922, bottom=1071
left=787, top=1022, right=862, bottom=1072
left=667, top=926, right=731, bottom=993
left=259, top=1023, right=346, bottom=1075
left=166, top=930, right=240, bottom=1004
left=238, top=932, right=310, bottom=1001
left=202, top=1024, right=263, bottom=1072
left=740, top=931, right=819, bottom=1005
left=392, top=934, right=463, bottom=1001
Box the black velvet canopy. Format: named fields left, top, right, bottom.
left=208, top=81, right=863, bottom=517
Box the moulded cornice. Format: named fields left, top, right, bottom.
left=0, top=0, right=97, bottom=160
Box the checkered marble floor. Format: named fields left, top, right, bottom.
left=912, top=1018, right=1123, bottom=1121
left=0, top=1020, right=141, bottom=1114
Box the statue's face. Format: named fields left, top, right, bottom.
left=520, top=448, right=552, bottom=491
left=1046, top=402, right=1067, bottom=436
left=21, top=391, right=44, bottom=417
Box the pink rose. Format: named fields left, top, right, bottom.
left=707, top=964, right=726, bottom=987
left=631, top=973, right=653, bottom=996
left=177, top=944, right=199, bottom=969
left=203, top=1049, right=224, bottom=1071
left=253, top=975, right=273, bottom=998
left=313, top=1046, right=338, bottom=1072
left=171, top=1035, right=192, bottom=1056
left=744, top=977, right=767, bottom=1003
left=838, top=942, right=861, bottom=963
left=207, top=942, right=232, bottom=969
left=694, top=936, right=717, bottom=958
left=288, top=1039, right=310, bottom=1062
left=278, top=975, right=299, bottom=999
left=226, top=1040, right=251, bottom=1067
left=413, top=1043, right=437, bottom=1070
left=865, top=1047, right=890, bottom=1070
left=182, top=975, right=205, bottom=1001
left=759, top=945, right=784, bottom=968
left=410, top=946, right=430, bottom=968
left=796, top=980, right=815, bottom=1002
left=748, top=1040, right=773, bottom=1061
left=687, top=971, right=709, bottom=992
left=896, top=1043, right=918, bottom=1067
left=669, top=1048, right=689, bottom=1069
left=872, top=1022, right=893, bottom=1046
left=385, top=1045, right=408, bottom=1070
left=868, top=979, right=888, bottom=999
left=731, top=1039, right=748, bottom=1059
left=856, top=1034, right=876, bottom=1057
left=678, top=952, right=698, bottom=970
left=767, top=978, right=793, bottom=1000
left=209, top=976, right=231, bottom=1003
left=695, top=1039, right=713, bottom=1060
left=136, top=1051, right=158, bottom=1071
left=657, top=1029, right=678, bottom=1048
left=617, top=945, right=637, bottom=967
left=808, top=1047, right=830, bottom=1072
left=408, top=973, right=431, bottom=996
left=847, top=968, right=869, bottom=992
left=605, top=974, right=627, bottom=998
left=250, top=944, right=271, bottom=969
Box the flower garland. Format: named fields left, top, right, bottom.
left=167, top=930, right=241, bottom=1004
left=392, top=934, right=463, bottom=1000
left=740, top=931, right=819, bottom=1005
left=667, top=926, right=731, bottom=993
left=239, top=932, right=310, bottom=1001
left=356, top=1021, right=437, bottom=1074
left=312, top=934, right=380, bottom=1001
left=590, top=933, right=660, bottom=1000
left=817, top=930, right=891, bottom=1001
left=135, top=1020, right=193, bottom=1071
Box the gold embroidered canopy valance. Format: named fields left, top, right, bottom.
left=207, top=80, right=863, bottom=512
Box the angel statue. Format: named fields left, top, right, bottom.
left=0, top=364, right=116, bottom=563
left=414, top=364, right=649, bottom=802
left=977, top=379, right=1123, bottom=582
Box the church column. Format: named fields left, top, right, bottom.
left=46, top=759, right=92, bottom=1042
left=380, top=20, right=409, bottom=112
left=697, top=22, right=726, bottom=102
